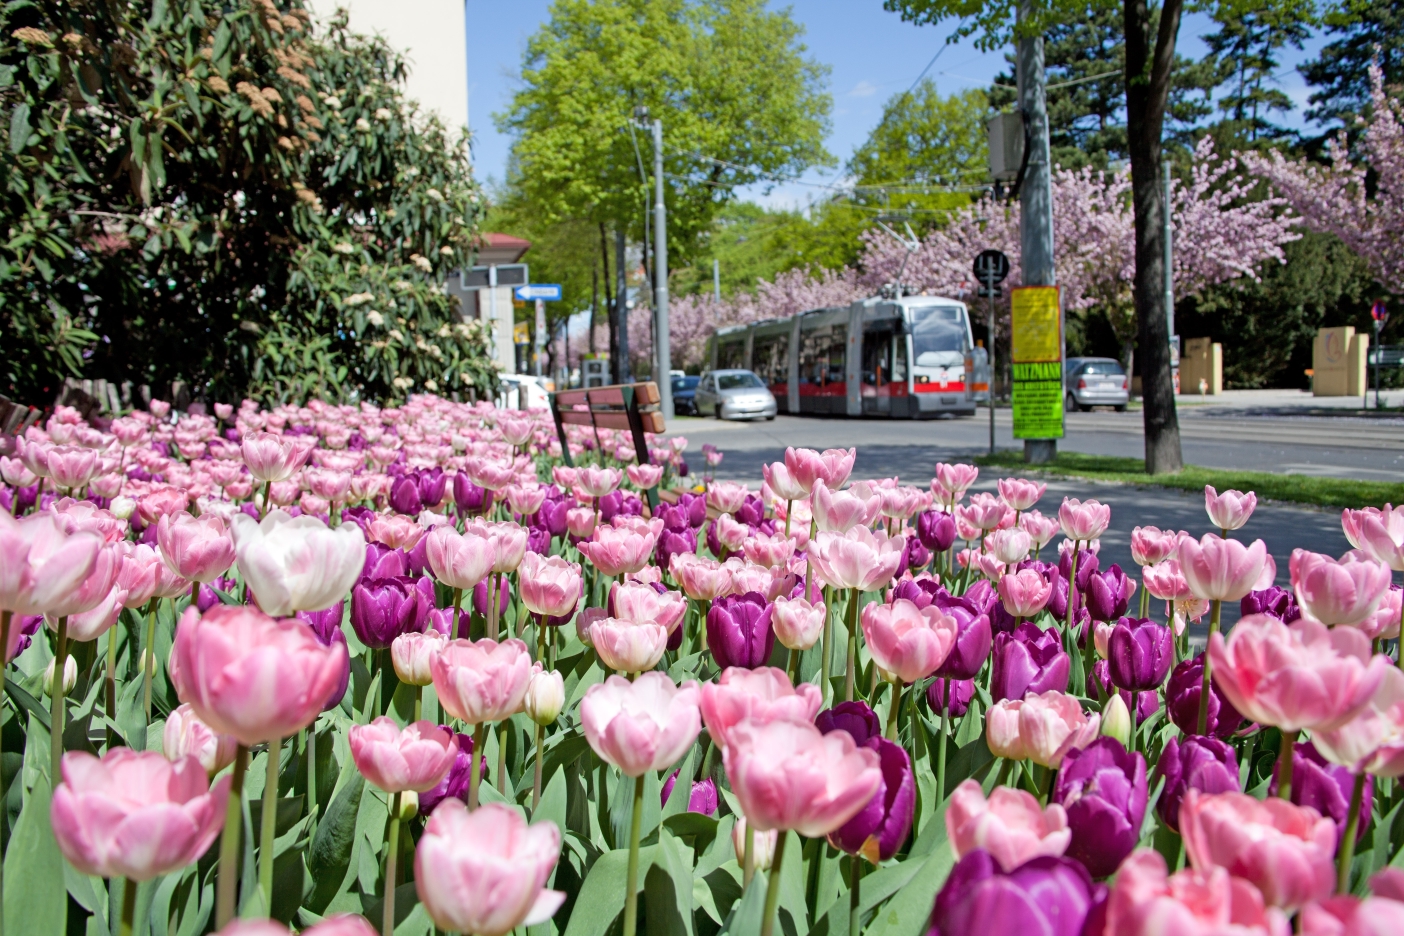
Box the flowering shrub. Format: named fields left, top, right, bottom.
left=1, top=394, right=1403, bottom=936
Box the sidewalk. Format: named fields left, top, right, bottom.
left=1173, top=387, right=1404, bottom=417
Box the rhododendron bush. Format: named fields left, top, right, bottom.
left=1, top=394, right=1403, bottom=936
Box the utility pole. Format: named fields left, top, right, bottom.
left=653, top=118, right=674, bottom=418
left=615, top=227, right=630, bottom=384
left=1017, top=2, right=1057, bottom=464
left=1164, top=161, right=1176, bottom=392
left=713, top=259, right=721, bottom=305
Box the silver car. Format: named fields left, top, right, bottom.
left=1065, top=357, right=1130, bottom=411
left=695, top=369, right=778, bottom=420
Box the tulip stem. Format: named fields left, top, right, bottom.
left=623, top=773, right=645, bottom=936
left=468, top=723, right=486, bottom=809
left=142, top=600, right=158, bottom=722
left=1277, top=729, right=1298, bottom=801
left=1129, top=692, right=1139, bottom=754
left=820, top=590, right=833, bottom=702
left=449, top=588, right=462, bottom=639
left=885, top=682, right=903, bottom=742
left=787, top=647, right=800, bottom=685
left=760, top=831, right=787, bottom=936
left=383, top=792, right=401, bottom=936
left=848, top=853, right=861, bottom=936
left=1197, top=600, right=1222, bottom=736
left=117, top=877, right=136, bottom=936
left=50, top=616, right=69, bottom=786
left=1397, top=601, right=1403, bottom=671
left=1065, top=542, right=1082, bottom=634
left=259, top=481, right=271, bottom=520
left=743, top=822, right=756, bottom=886
left=259, top=738, right=282, bottom=908
left=784, top=499, right=792, bottom=538
left=307, top=725, right=319, bottom=836
left=105, top=623, right=118, bottom=749
left=844, top=588, right=859, bottom=703
left=1337, top=773, right=1366, bottom=894
left=497, top=723, right=508, bottom=797
left=215, top=745, right=250, bottom=929
left=532, top=722, right=544, bottom=812
left=935, top=690, right=948, bottom=807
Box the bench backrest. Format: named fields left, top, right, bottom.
left=548, top=382, right=664, bottom=507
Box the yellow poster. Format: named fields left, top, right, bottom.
left=513, top=322, right=531, bottom=344
left=1011, top=286, right=1062, bottom=363
left=1010, top=286, right=1063, bottom=440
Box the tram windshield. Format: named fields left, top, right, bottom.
left=909, top=305, right=967, bottom=367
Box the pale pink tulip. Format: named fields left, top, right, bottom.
left=1357, top=586, right=1401, bottom=642
left=1180, top=534, right=1271, bottom=602
left=1059, top=497, right=1111, bottom=541
left=810, top=526, right=905, bottom=591
left=366, top=513, right=425, bottom=550
left=1018, top=510, right=1060, bottom=549
left=425, top=525, right=494, bottom=591
left=391, top=629, right=447, bottom=686
left=241, top=431, right=311, bottom=483
left=0, top=512, right=102, bottom=615
left=45, top=445, right=99, bottom=492
left=932, top=462, right=979, bottom=505
left=811, top=478, right=881, bottom=533
left=466, top=457, right=516, bottom=492
left=698, top=666, right=822, bottom=747
left=731, top=816, right=779, bottom=871
left=551, top=466, right=578, bottom=490
left=964, top=492, right=1015, bottom=531
left=987, top=527, right=1032, bottom=564
left=1130, top=526, right=1184, bottom=566
left=1354, top=507, right=1404, bottom=572
left=670, top=553, right=734, bottom=600
left=349, top=717, right=456, bottom=793
left=137, top=486, right=190, bottom=526
left=0, top=455, right=37, bottom=489
left=879, top=485, right=929, bottom=521
left=743, top=531, right=796, bottom=569
left=519, top=552, right=582, bottom=618
left=55, top=581, right=127, bottom=642
left=763, top=461, right=808, bottom=501
left=524, top=668, right=565, bottom=726
left=575, top=466, right=622, bottom=498
left=785, top=447, right=855, bottom=493
left=1181, top=790, right=1336, bottom=911
left=1312, top=666, right=1404, bottom=778
left=467, top=519, right=528, bottom=574
left=1105, top=848, right=1289, bottom=936
left=985, top=698, right=1029, bottom=760
left=158, top=513, right=236, bottom=584
left=704, top=481, right=747, bottom=516
left=51, top=749, right=230, bottom=881
left=565, top=506, right=596, bottom=539
left=722, top=716, right=881, bottom=836
left=715, top=512, right=750, bottom=552
left=861, top=598, right=958, bottom=684
left=611, top=581, right=686, bottom=635
left=431, top=638, right=533, bottom=725
left=1209, top=614, right=1389, bottom=733
left=998, top=568, right=1053, bottom=618
left=997, top=477, right=1046, bottom=512
left=590, top=616, right=669, bottom=673
left=626, top=463, right=663, bottom=490
left=232, top=510, right=365, bottom=615
left=51, top=498, right=129, bottom=543
left=115, top=542, right=173, bottom=608
left=772, top=596, right=826, bottom=651
left=1290, top=549, right=1392, bottom=626
left=44, top=542, right=119, bottom=619
left=1144, top=559, right=1193, bottom=601
left=1018, top=690, right=1102, bottom=768
left=163, top=703, right=238, bottom=775
left=415, top=801, right=563, bottom=936
left=945, top=779, right=1070, bottom=871
left=1205, top=485, right=1258, bottom=532
left=1299, top=894, right=1404, bottom=936
left=581, top=672, right=701, bottom=776
left=578, top=523, right=657, bottom=577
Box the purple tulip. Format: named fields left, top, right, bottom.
left=404, top=534, right=431, bottom=577
left=389, top=473, right=423, bottom=515
left=1240, top=586, right=1300, bottom=623
left=473, top=573, right=513, bottom=619
left=342, top=505, right=375, bottom=533
left=297, top=603, right=350, bottom=710
left=1153, top=735, right=1239, bottom=832
left=991, top=622, right=1070, bottom=702
left=705, top=592, right=775, bottom=669
left=350, top=576, right=434, bottom=649
left=1106, top=616, right=1173, bottom=692
left=932, top=601, right=992, bottom=680
left=453, top=473, right=491, bottom=516
left=598, top=490, right=644, bottom=524
left=12, top=614, right=43, bottom=659
left=362, top=543, right=408, bottom=581
left=928, top=850, right=1106, bottom=936
left=535, top=498, right=570, bottom=539
left=655, top=528, right=698, bottom=573
left=903, top=536, right=931, bottom=576
left=427, top=606, right=468, bottom=638
left=926, top=677, right=976, bottom=718
left=656, top=502, right=691, bottom=532
left=892, top=577, right=947, bottom=609
left=1086, top=661, right=1160, bottom=721
left=815, top=700, right=881, bottom=745
left=196, top=575, right=236, bottom=612
left=418, top=729, right=488, bottom=813
left=735, top=494, right=766, bottom=529
left=525, top=525, right=551, bottom=555
left=1052, top=736, right=1147, bottom=878
left=661, top=772, right=719, bottom=816
left=1059, top=548, right=1099, bottom=591
left=828, top=735, right=915, bottom=862
left=416, top=468, right=446, bottom=509
left=960, top=579, right=999, bottom=619
left=676, top=458, right=690, bottom=478
left=676, top=491, right=707, bottom=529
left=916, top=509, right=956, bottom=553
left=1084, top=564, right=1136, bottom=623
left=1269, top=740, right=1373, bottom=843
left=1166, top=654, right=1245, bottom=739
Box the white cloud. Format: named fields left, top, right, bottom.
left=848, top=80, right=879, bottom=98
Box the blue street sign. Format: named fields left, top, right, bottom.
left=514, top=284, right=562, bottom=301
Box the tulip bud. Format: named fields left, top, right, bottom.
left=1100, top=693, right=1131, bottom=749
left=391, top=629, right=447, bottom=686
left=45, top=654, right=77, bottom=698
left=397, top=789, right=419, bottom=821
left=110, top=496, right=136, bottom=520
left=731, top=816, right=778, bottom=871
left=523, top=669, right=565, bottom=726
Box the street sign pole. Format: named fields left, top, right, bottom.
left=972, top=249, right=1010, bottom=456
left=987, top=273, right=996, bottom=454
left=534, top=299, right=546, bottom=377
left=653, top=118, right=674, bottom=419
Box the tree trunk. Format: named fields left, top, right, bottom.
left=616, top=226, right=631, bottom=384
left=1123, top=0, right=1184, bottom=474
left=590, top=265, right=599, bottom=357
left=599, top=223, right=615, bottom=374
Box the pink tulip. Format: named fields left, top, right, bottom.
left=706, top=481, right=749, bottom=516
left=232, top=511, right=365, bottom=615
left=552, top=466, right=578, bottom=490
left=0, top=512, right=102, bottom=615
left=590, top=615, right=669, bottom=673
left=1205, top=485, right=1258, bottom=532
left=964, top=492, right=1015, bottom=532
left=812, top=479, right=883, bottom=533
left=810, top=526, right=905, bottom=591
left=860, top=598, right=958, bottom=684
left=879, top=485, right=928, bottom=521
left=998, top=569, right=1053, bottom=618
left=1299, top=894, right=1404, bottom=936
left=1290, top=549, right=1393, bottom=626
left=670, top=553, right=734, bottom=600
left=467, top=457, right=517, bottom=492
left=170, top=605, right=347, bottom=746
left=763, top=461, right=808, bottom=501
left=985, top=698, right=1029, bottom=760
left=578, top=522, right=657, bottom=577
left=743, top=531, right=796, bottom=569
left=391, top=629, right=447, bottom=686
left=45, top=444, right=99, bottom=491
left=1209, top=614, right=1389, bottom=733
left=565, top=506, right=597, bottom=539
left=158, top=513, right=236, bottom=584
left=932, top=462, right=979, bottom=504
left=431, top=638, right=533, bottom=725
left=626, top=463, right=663, bottom=489
left=1180, top=789, right=1336, bottom=911
left=1130, top=526, right=1184, bottom=567
left=1180, top=534, right=1272, bottom=602
left=241, top=431, right=311, bottom=484
left=137, top=486, right=190, bottom=526
left=785, top=447, right=855, bottom=493
left=772, top=596, right=826, bottom=650
left=1105, top=848, right=1289, bottom=936
left=1357, top=586, right=1402, bottom=642
left=416, top=801, right=563, bottom=936
left=425, top=525, right=495, bottom=591
left=0, top=455, right=37, bottom=489
left=715, top=513, right=750, bottom=552
left=722, top=716, right=882, bottom=836
left=698, top=666, right=822, bottom=747
left=306, top=469, right=353, bottom=505
left=505, top=483, right=548, bottom=518
left=731, top=816, right=779, bottom=871
left=945, top=779, right=1071, bottom=871
left=1354, top=507, right=1404, bottom=572
left=466, top=520, right=528, bottom=574
left=366, top=513, right=426, bottom=550
left=51, top=749, right=229, bottom=881
left=1312, top=666, right=1404, bottom=778
left=56, top=580, right=127, bottom=642
left=1017, top=690, right=1102, bottom=768
left=44, top=542, right=119, bottom=619
left=1059, top=497, right=1111, bottom=541
left=997, top=477, right=1046, bottom=512
left=519, top=552, right=583, bottom=618
left=611, top=581, right=686, bottom=635
left=349, top=717, right=457, bottom=793
left=575, top=465, right=623, bottom=498
left=987, top=527, right=1032, bottom=564
left=163, top=703, right=238, bottom=775
left=1018, top=510, right=1061, bottom=549
left=581, top=672, right=701, bottom=776
left=1144, top=559, right=1193, bottom=601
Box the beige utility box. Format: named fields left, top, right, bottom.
left=1179, top=338, right=1223, bottom=395
left=1312, top=326, right=1369, bottom=396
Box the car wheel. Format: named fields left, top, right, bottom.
left=1065, top=392, right=1083, bottom=413
left=765, top=414, right=775, bottom=421
left=1114, top=404, right=1127, bottom=412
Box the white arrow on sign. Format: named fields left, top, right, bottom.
left=514, top=284, right=562, bottom=301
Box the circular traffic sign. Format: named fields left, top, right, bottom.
left=972, top=249, right=1010, bottom=285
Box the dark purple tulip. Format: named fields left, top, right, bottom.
left=389, top=473, right=423, bottom=515
left=536, top=498, right=570, bottom=539
left=453, top=473, right=491, bottom=516
left=196, top=575, right=236, bottom=612
left=927, top=677, right=976, bottom=717
left=350, top=576, right=434, bottom=649
left=1269, top=740, right=1373, bottom=843
left=1167, top=654, right=1245, bottom=739
left=735, top=494, right=765, bottom=528
left=928, top=850, right=1105, bottom=936
left=706, top=520, right=723, bottom=558
left=416, top=468, right=446, bottom=509
left=362, top=542, right=408, bottom=581
left=1240, top=586, right=1300, bottom=623
left=525, top=525, right=551, bottom=555
left=1086, top=661, right=1160, bottom=721
left=418, top=729, right=488, bottom=813
left=1153, top=735, right=1239, bottom=832
left=1084, top=565, right=1136, bottom=623
left=1052, top=737, right=1147, bottom=878
left=960, top=579, right=999, bottom=618
left=933, top=603, right=991, bottom=680
left=297, top=603, right=350, bottom=710
left=404, top=534, right=430, bottom=577
left=916, top=509, right=957, bottom=553
left=342, top=505, right=375, bottom=532
left=656, top=502, right=691, bottom=532
left=473, top=574, right=512, bottom=618
left=676, top=491, right=707, bottom=529
left=655, top=528, right=698, bottom=573
left=1058, top=548, right=1099, bottom=592
left=991, top=622, right=1070, bottom=702
left=815, top=700, right=881, bottom=745
left=903, top=536, right=931, bottom=575
left=427, top=606, right=468, bottom=638
left=705, top=592, right=775, bottom=669
left=1106, top=616, right=1173, bottom=692
left=893, top=577, right=946, bottom=609
left=13, top=614, right=44, bottom=659
left=676, top=458, right=690, bottom=478
left=828, top=736, right=915, bottom=862
left=661, top=772, right=719, bottom=816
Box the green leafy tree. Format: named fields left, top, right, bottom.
left=1202, top=4, right=1313, bottom=142
left=1300, top=0, right=1404, bottom=126
left=0, top=0, right=491, bottom=407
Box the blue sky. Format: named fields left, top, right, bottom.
left=465, top=0, right=1330, bottom=211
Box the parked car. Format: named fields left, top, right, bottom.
left=694, top=369, right=778, bottom=420
left=1065, top=357, right=1129, bottom=411
left=671, top=374, right=701, bottom=415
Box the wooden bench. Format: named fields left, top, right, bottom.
left=549, top=382, right=664, bottom=507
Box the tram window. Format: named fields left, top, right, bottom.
left=800, top=325, right=846, bottom=385
left=717, top=339, right=745, bottom=370
left=753, top=334, right=790, bottom=387
left=862, top=329, right=895, bottom=385
left=910, top=306, right=967, bottom=366
left=893, top=332, right=908, bottom=382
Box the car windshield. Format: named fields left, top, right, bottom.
left=1080, top=362, right=1125, bottom=376
left=672, top=376, right=699, bottom=391
left=718, top=372, right=765, bottom=390
left=910, top=305, right=967, bottom=367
